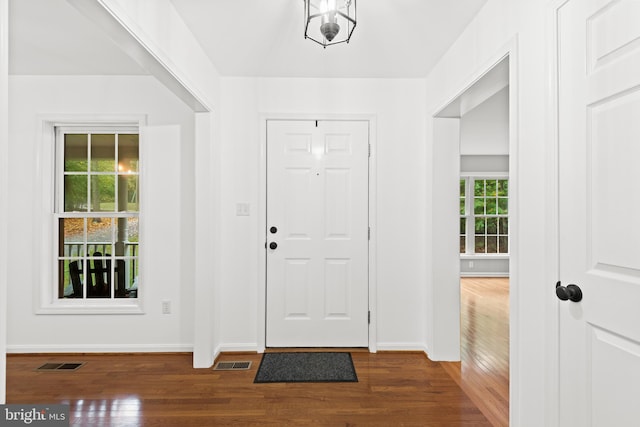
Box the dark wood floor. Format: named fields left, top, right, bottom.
left=7, top=351, right=490, bottom=426
left=5, top=277, right=509, bottom=426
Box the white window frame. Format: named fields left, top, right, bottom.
left=35, top=115, right=146, bottom=314
left=460, top=173, right=510, bottom=258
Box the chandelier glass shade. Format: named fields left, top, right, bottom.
left=304, top=0, right=356, bottom=48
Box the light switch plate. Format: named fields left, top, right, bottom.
left=236, top=202, right=250, bottom=216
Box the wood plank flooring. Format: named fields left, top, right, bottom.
left=7, top=351, right=490, bottom=426
left=442, top=277, right=510, bottom=427
left=5, top=277, right=509, bottom=426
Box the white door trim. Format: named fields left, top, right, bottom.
left=257, top=113, right=378, bottom=353
left=545, top=2, right=567, bottom=426
left=431, top=36, right=520, bottom=425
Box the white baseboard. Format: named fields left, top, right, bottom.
left=215, top=343, right=427, bottom=354
left=376, top=342, right=429, bottom=353
left=6, top=344, right=193, bottom=353
left=217, top=343, right=259, bottom=353
left=460, top=272, right=509, bottom=277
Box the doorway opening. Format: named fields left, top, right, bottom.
left=433, top=54, right=513, bottom=427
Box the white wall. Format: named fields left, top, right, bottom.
left=218, top=77, right=428, bottom=351
left=7, top=75, right=195, bottom=352
left=425, top=0, right=551, bottom=425
left=460, top=86, right=509, bottom=156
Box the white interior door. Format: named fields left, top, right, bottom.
left=266, top=120, right=369, bottom=347
left=557, top=1, right=640, bottom=425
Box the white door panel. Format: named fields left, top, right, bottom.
left=557, top=1, right=640, bottom=425
left=266, top=120, right=369, bottom=347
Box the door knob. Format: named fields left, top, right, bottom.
left=555, top=281, right=583, bottom=302
left=269, top=242, right=278, bottom=250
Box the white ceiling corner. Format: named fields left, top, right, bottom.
left=9, top=0, right=148, bottom=75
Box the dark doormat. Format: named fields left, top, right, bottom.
left=254, top=352, right=358, bottom=383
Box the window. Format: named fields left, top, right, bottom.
left=55, top=127, right=139, bottom=300
left=460, top=178, right=509, bottom=255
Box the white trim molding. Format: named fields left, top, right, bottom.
left=544, top=2, right=570, bottom=425
left=376, top=343, right=429, bottom=353
left=34, top=114, right=147, bottom=315
left=430, top=36, right=520, bottom=425
left=6, top=344, right=193, bottom=354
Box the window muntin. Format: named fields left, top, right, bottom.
left=461, top=178, right=509, bottom=255
left=56, top=129, right=139, bottom=300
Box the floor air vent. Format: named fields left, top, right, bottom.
left=213, top=361, right=252, bottom=371
left=36, top=362, right=85, bottom=371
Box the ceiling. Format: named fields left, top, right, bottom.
left=9, top=0, right=488, bottom=78
left=8, top=0, right=147, bottom=75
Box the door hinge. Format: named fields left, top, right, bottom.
left=368, top=310, right=371, bottom=324
left=368, top=144, right=371, bottom=157
left=368, top=227, right=371, bottom=240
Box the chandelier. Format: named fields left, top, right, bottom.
left=304, top=0, right=357, bottom=48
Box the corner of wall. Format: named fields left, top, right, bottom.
left=0, top=0, right=8, bottom=404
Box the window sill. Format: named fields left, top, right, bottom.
left=460, top=254, right=509, bottom=260
left=36, top=300, right=144, bottom=315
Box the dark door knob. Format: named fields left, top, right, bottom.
left=269, top=242, right=278, bottom=250
left=270, top=226, right=278, bottom=234
left=555, top=281, right=583, bottom=302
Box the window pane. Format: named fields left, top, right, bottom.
left=499, top=236, right=509, bottom=253
left=460, top=237, right=466, bottom=254
left=486, top=180, right=497, bottom=196
left=127, top=217, right=139, bottom=244
left=474, top=180, right=485, bottom=196
left=64, top=134, right=88, bottom=172
left=118, top=134, right=139, bottom=173
left=475, top=236, right=486, bottom=253
left=118, top=175, right=139, bottom=212
left=486, top=198, right=497, bottom=215
left=486, top=217, right=498, bottom=235
left=475, top=218, right=486, bottom=234
left=90, top=175, right=116, bottom=212
left=486, top=236, right=498, bottom=253
left=87, top=217, right=113, bottom=256
left=91, top=134, right=116, bottom=172
left=64, top=175, right=88, bottom=212
left=115, top=257, right=138, bottom=298
left=59, top=259, right=84, bottom=298
left=60, top=218, right=85, bottom=257
left=86, top=255, right=111, bottom=298
left=474, top=198, right=485, bottom=215
left=114, top=217, right=138, bottom=252
left=498, top=197, right=508, bottom=214
left=497, top=180, right=508, bottom=196
left=460, top=218, right=466, bottom=234
left=499, top=217, right=509, bottom=235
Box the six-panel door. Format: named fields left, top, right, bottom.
left=266, top=120, right=369, bottom=347
left=557, top=0, right=640, bottom=424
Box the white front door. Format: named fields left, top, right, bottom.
left=557, top=1, right=640, bottom=425
left=266, top=120, right=369, bottom=347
